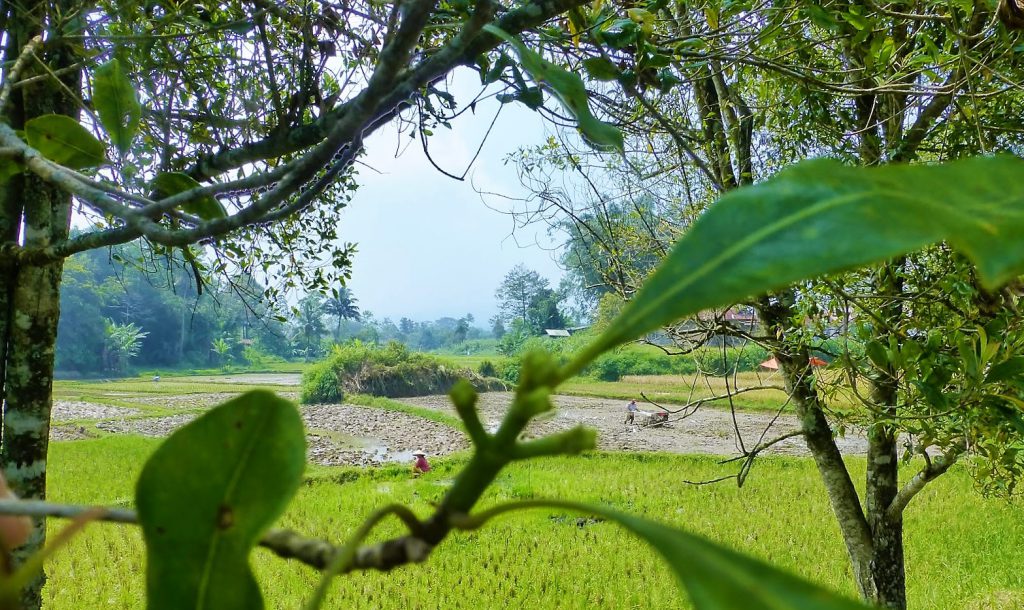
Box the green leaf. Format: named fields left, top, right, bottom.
left=93, top=59, right=142, bottom=155
left=567, top=504, right=868, bottom=609
left=865, top=340, right=889, bottom=371
left=626, top=7, right=655, bottom=33
left=599, top=19, right=639, bottom=49
left=995, top=403, right=1024, bottom=435
left=484, top=52, right=513, bottom=85
left=582, top=57, right=619, bottom=82
left=657, top=68, right=684, bottom=93
left=25, top=114, right=106, bottom=169
left=152, top=172, right=227, bottom=220
left=485, top=25, right=624, bottom=154
left=516, top=86, right=545, bottom=110
left=841, top=11, right=869, bottom=30
left=136, top=391, right=306, bottom=610
left=0, top=158, right=22, bottom=185
left=802, top=4, right=835, bottom=28
left=986, top=357, right=1024, bottom=384
left=571, top=156, right=1024, bottom=370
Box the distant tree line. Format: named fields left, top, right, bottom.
left=56, top=243, right=292, bottom=376
left=55, top=245, right=511, bottom=375
left=296, top=291, right=491, bottom=355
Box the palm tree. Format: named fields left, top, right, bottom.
left=323, top=287, right=360, bottom=341
left=293, top=295, right=328, bottom=359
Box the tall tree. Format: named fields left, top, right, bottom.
left=495, top=264, right=551, bottom=333
left=509, top=1, right=1024, bottom=607
left=293, top=294, right=327, bottom=358
left=0, top=1, right=592, bottom=601
left=324, top=286, right=360, bottom=341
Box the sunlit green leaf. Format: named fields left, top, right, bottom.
left=626, top=8, right=655, bottom=33
left=25, top=114, right=106, bottom=169
left=152, top=171, right=227, bottom=220
left=136, top=391, right=306, bottom=610
left=570, top=156, right=1024, bottom=370
left=485, top=25, right=624, bottom=154
left=93, top=59, right=143, bottom=155
left=841, top=12, right=869, bottom=30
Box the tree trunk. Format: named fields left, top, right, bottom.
left=0, top=4, right=79, bottom=605
left=757, top=295, right=877, bottom=601
left=2, top=259, right=65, bottom=606
left=864, top=261, right=907, bottom=609
left=758, top=274, right=912, bottom=609
left=866, top=426, right=905, bottom=609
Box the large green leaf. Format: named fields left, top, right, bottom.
left=594, top=507, right=868, bottom=609
left=93, top=59, right=142, bottom=155
left=25, top=114, right=106, bottom=169
left=136, top=391, right=306, bottom=610
left=485, top=25, right=624, bottom=154
left=152, top=171, right=227, bottom=220
left=572, top=156, right=1024, bottom=368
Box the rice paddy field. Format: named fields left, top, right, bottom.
left=40, top=374, right=1024, bottom=609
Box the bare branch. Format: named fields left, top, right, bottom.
left=0, top=35, right=42, bottom=115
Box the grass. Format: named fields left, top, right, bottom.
left=561, top=371, right=790, bottom=411
left=42, top=435, right=1024, bottom=609
left=345, top=394, right=465, bottom=431
left=438, top=354, right=495, bottom=371
left=560, top=371, right=861, bottom=413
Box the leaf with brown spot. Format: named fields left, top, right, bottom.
left=136, top=391, right=305, bottom=610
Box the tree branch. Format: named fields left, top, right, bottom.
left=885, top=447, right=962, bottom=520
left=183, top=0, right=589, bottom=183
left=0, top=35, right=42, bottom=115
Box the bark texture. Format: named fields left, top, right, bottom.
left=757, top=296, right=877, bottom=601
left=0, top=3, right=78, bottom=606
left=864, top=262, right=907, bottom=610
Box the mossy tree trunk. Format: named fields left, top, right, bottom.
left=0, top=2, right=79, bottom=606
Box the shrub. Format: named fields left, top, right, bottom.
left=300, top=360, right=344, bottom=403
left=301, top=340, right=505, bottom=403
left=493, top=357, right=521, bottom=384
left=477, top=360, right=497, bottom=377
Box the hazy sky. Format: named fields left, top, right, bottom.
left=339, top=68, right=566, bottom=325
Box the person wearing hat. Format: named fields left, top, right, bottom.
left=411, top=450, right=431, bottom=475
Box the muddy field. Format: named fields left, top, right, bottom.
left=400, top=393, right=868, bottom=456
left=50, top=378, right=869, bottom=466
